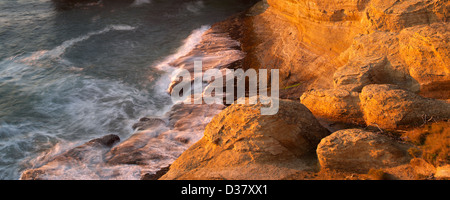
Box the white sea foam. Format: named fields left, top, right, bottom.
left=20, top=25, right=136, bottom=65
left=154, top=25, right=210, bottom=71
left=131, top=0, right=151, bottom=7
left=14, top=24, right=228, bottom=180
left=185, top=0, right=205, bottom=14
left=153, top=25, right=210, bottom=96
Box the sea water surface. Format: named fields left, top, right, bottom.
left=0, top=0, right=253, bottom=179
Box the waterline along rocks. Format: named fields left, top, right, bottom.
left=21, top=103, right=225, bottom=180
left=20, top=0, right=449, bottom=180
left=159, top=0, right=448, bottom=179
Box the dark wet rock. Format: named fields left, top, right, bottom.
left=140, top=165, right=171, bottom=180
left=86, top=134, right=120, bottom=148
left=132, top=117, right=166, bottom=131
left=106, top=103, right=225, bottom=166
left=56, top=134, right=120, bottom=161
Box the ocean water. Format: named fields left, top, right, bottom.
left=0, top=0, right=254, bottom=179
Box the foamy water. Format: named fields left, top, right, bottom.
left=0, top=0, right=255, bottom=179
left=20, top=26, right=228, bottom=180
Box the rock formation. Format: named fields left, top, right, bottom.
left=360, top=84, right=450, bottom=129
left=232, top=0, right=449, bottom=99
left=160, top=0, right=449, bottom=179
left=160, top=99, right=330, bottom=180
left=301, top=84, right=450, bottom=129
left=316, top=129, right=412, bottom=173
left=300, top=88, right=363, bottom=124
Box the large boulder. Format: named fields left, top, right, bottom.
left=399, top=23, right=450, bottom=92
left=300, top=88, right=363, bottom=124
left=160, top=99, right=330, bottom=180
left=360, top=84, right=450, bottom=129
left=302, top=83, right=450, bottom=129
left=317, top=129, right=412, bottom=173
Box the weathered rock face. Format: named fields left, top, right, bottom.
left=333, top=31, right=420, bottom=93
left=317, top=129, right=412, bottom=173
left=300, top=88, right=363, bottom=124
left=233, top=0, right=448, bottom=100
left=301, top=84, right=450, bottom=128
left=160, top=99, right=330, bottom=180
left=335, top=23, right=449, bottom=95
left=266, top=0, right=366, bottom=54
left=361, top=0, right=449, bottom=32
left=203, top=99, right=330, bottom=158
left=263, top=1, right=450, bottom=128
left=360, top=84, right=450, bottom=129
left=399, top=23, right=450, bottom=91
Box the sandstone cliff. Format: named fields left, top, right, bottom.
left=226, top=0, right=449, bottom=100
left=161, top=0, right=449, bottom=180
left=243, top=0, right=450, bottom=127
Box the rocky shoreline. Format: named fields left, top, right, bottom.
left=21, top=0, right=449, bottom=180
left=160, top=0, right=450, bottom=180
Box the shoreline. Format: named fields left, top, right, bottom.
left=19, top=9, right=250, bottom=180
left=20, top=0, right=450, bottom=180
